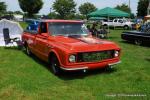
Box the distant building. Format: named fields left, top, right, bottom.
left=0, top=15, right=14, bottom=20
left=0, top=14, right=23, bottom=21
left=13, top=14, right=23, bottom=21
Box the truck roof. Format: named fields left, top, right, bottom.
left=41, top=19, right=84, bottom=23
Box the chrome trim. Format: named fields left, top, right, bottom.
left=60, top=66, right=88, bottom=71
left=122, top=33, right=150, bottom=38
left=60, top=61, right=121, bottom=71
left=108, top=61, right=121, bottom=66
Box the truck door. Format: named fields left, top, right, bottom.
left=35, top=22, right=49, bottom=61
left=118, top=19, right=124, bottom=27
left=25, top=27, right=37, bottom=54
left=113, top=19, right=118, bottom=27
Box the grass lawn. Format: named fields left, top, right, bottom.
left=0, top=24, right=150, bottom=99
left=19, top=22, right=28, bottom=29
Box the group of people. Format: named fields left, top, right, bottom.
left=87, top=22, right=108, bottom=38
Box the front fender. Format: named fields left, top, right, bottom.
left=48, top=49, right=67, bottom=67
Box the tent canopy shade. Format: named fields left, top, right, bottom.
left=0, top=19, right=23, bottom=46
left=88, top=7, right=130, bottom=17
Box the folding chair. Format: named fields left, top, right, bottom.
left=3, top=28, right=21, bottom=47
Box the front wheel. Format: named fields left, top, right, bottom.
left=49, top=55, right=61, bottom=75
left=135, top=40, right=142, bottom=45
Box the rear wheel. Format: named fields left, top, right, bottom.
left=124, top=25, right=129, bottom=30
left=25, top=44, right=32, bottom=56
left=103, top=24, right=108, bottom=29
left=49, top=55, right=61, bottom=75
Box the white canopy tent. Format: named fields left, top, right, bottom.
left=0, top=19, right=23, bottom=46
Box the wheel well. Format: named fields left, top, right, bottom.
left=48, top=52, right=57, bottom=62
left=124, top=25, right=128, bottom=27
left=48, top=52, right=61, bottom=69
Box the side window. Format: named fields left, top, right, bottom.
left=123, top=20, right=127, bottom=23
left=40, top=22, right=47, bottom=33
left=118, top=20, right=123, bottom=23
left=114, top=19, right=117, bottom=22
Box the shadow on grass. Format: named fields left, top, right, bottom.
left=145, top=58, right=150, bottom=62
left=58, top=68, right=117, bottom=80
left=4, top=46, right=23, bottom=50
left=119, top=40, right=134, bottom=45
left=106, top=36, right=120, bottom=40
left=119, top=40, right=150, bottom=47
left=23, top=51, right=117, bottom=80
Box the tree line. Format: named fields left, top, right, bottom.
left=0, top=0, right=149, bottom=19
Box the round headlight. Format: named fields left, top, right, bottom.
left=69, top=55, right=76, bottom=62
left=114, top=51, right=119, bottom=57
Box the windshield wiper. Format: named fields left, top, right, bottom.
left=68, top=34, right=88, bottom=39
left=53, top=34, right=69, bottom=36
left=68, top=34, right=88, bottom=36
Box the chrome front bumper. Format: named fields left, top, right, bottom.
left=108, top=61, right=121, bottom=66
left=60, top=61, right=121, bottom=71
left=60, top=66, right=88, bottom=71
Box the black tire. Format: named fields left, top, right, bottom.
left=103, top=24, right=108, bottom=29
left=124, top=25, right=129, bottom=30
left=135, top=40, right=142, bottom=45
left=25, top=44, right=32, bottom=56
left=49, top=55, right=61, bottom=75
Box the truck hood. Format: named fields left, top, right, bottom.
left=51, top=35, right=120, bottom=52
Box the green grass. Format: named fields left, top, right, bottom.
left=0, top=29, right=150, bottom=100
left=19, top=22, right=28, bottom=29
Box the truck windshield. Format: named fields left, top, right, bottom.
left=48, top=22, right=89, bottom=36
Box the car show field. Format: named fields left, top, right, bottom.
left=1, top=0, right=150, bottom=99
left=0, top=23, right=149, bottom=99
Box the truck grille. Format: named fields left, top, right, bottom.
left=77, top=50, right=114, bottom=62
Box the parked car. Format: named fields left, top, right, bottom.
left=102, top=18, right=133, bottom=29
left=121, top=31, right=150, bottom=45
left=122, top=21, right=150, bottom=45
left=22, top=20, right=121, bottom=75
left=0, top=15, right=14, bottom=20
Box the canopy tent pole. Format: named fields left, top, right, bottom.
left=107, top=15, right=110, bottom=34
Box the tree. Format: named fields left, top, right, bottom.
left=137, top=0, right=149, bottom=17
left=74, top=13, right=86, bottom=20
left=115, top=3, right=131, bottom=14
left=48, top=12, right=59, bottom=19
left=0, top=1, right=7, bottom=16
left=79, top=2, right=97, bottom=19
left=18, top=0, right=43, bottom=18
left=53, top=0, right=76, bottom=19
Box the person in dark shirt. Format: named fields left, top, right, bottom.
left=91, top=22, right=98, bottom=36
left=87, top=25, right=92, bottom=33
left=98, top=25, right=108, bottom=38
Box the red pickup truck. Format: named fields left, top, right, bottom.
left=22, top=20, right=121, bottom=75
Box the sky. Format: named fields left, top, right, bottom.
left=1, top=0, right=138, bottom=15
